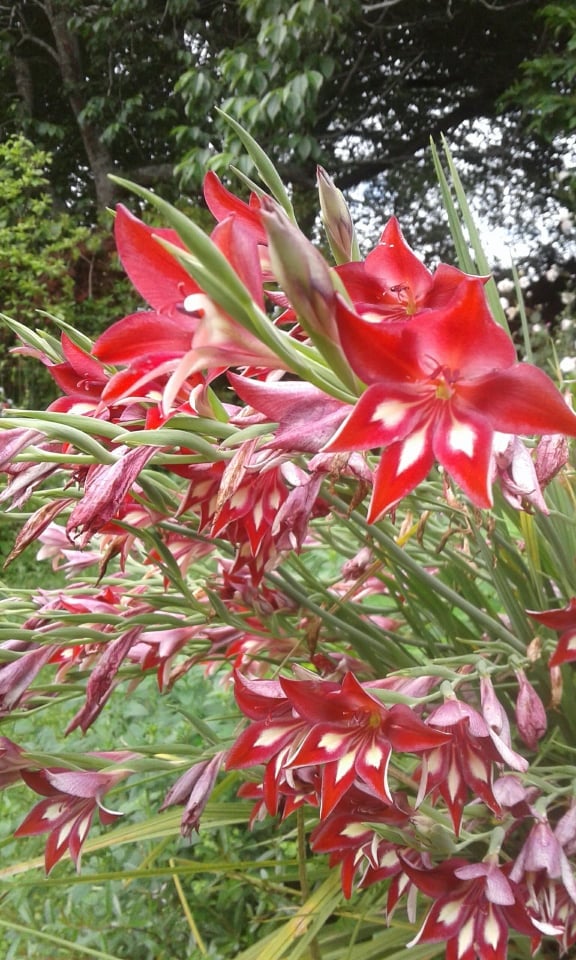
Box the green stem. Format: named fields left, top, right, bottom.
left=267, top=566, right=417, bottom=670
left=0, top=918, right=123, bottom=960
left=296, top=808, right=322, bottom=960
left=327, top=493, right=526, bottom=654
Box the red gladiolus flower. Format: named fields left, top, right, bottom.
left=15, top=766, right=131, bottom=872
left=325, top=277, right=576, bottom=519
left=309, top=783, right=412, bottom=898
left=424, top=695, right=527, bottom=835
left=227, top=671, right=450, bottom=819
left=335, top=216, right=470, bottom=321
left=283, top=673, right=450, bottom=817
left=93, top=200, right=277, bottom=415
left=404, top=855, right=542, bottom=960
left=527, top=599, right=576, bottom=667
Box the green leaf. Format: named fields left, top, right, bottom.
left=234, top=871, right=342, bottom=960
left=215, top=108, right=296, bottom=221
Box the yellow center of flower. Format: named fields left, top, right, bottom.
left=435, top=378, right=452, bottom=401
left=389, top=282, right=418, bottom=315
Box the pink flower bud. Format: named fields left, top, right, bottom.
left=515, top=668, right=547, bottom=750
left=534, top=433, right=569, bottom=487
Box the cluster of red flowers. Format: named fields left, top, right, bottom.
left=1, top=163, right=576, bottom=958
left=225, top=669, right=576, bottom=958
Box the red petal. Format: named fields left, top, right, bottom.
left=459, top=365, right=576, bottom=437
left=318, top=753, right=358, bottom=817
left=400, top=856, right=469, bottom=900
left=100, top=356, right=180, bottom=403
left=15, top=796, right=75, bottom=840
left=279, top=676, right=342, bottom=722
left=433, top=404, right=494, bottom=508
left=409, top=279, right=516, bottom=378
left=225, top=719, right=304, bottom=768
left=335, top=261, right=391, bottom=310
left=527, top=599, right=576, bottom=631
left=334, top=297, right=416, bottom=384
left=203, top=172, right=266, bottom=243
left=94, top=312, right=196, bottom=363
left=47, top=362, right=103, bottom=398
left=211, top=217, right=264, bottom=307
left=114, top=204, right=197, bottom=315
left=289, top=723, right=359, bottom=768
left=325, top=383, right=432, bottom=453
left=60, top=334, right=106, bottom=381
left=366, top=216, right=433, bottom=306
left=232, top=672, right=287, bottom=720
left=410, top=893, right=474, bottom=945
left=355, top=737, right=393, bottom=802
left=549, top=631, right=576, bottom=667
left=383, top=704, right=452, bottom=752
left=367, top=424, right=435, bottom=520
left=426, top=263, right=476, bottom=309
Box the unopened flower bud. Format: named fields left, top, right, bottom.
left=526, top=635, right=542, bottom=663
left=317, top=166, right=359, bottom=265
left=550, top=664, right=563, bottom=708
left=260, top=195, right=337, bottom=342
left=160, top=752, right=224, bottom=836
left=515, top=668, right=547, bottom=750
left=534, top=433, right=569, bottom=487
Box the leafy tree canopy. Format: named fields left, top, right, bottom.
left=0, top=0, right=574, bottom=302
left=0, top=1, right=561, bottom=201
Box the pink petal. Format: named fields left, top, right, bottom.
left=229, top=374, right=349, bottom=452
left=67, top=447, right=156, bottom=545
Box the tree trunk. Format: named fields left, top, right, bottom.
left=42, top=0, right=117, bottom=210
